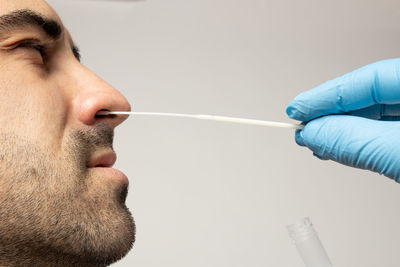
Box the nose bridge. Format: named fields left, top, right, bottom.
left=70, top=64, right=131, bottom=128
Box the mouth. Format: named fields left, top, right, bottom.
left=86, top=150, right=117, bottom=168
left=86, top=150, right=129, bottom=184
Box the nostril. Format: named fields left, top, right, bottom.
left=95, top=110, right=116, bottom=119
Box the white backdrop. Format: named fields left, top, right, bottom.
left=48, top=0, right=400, bottom=266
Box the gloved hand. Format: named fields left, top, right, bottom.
left=286, top=58, right=400, bottom=182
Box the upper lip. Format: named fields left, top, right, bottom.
left=86, top=150, right=117, bottom=168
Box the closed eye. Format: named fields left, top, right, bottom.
left=16, top=40, right=48, bottom=61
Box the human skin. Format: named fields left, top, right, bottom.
left=0, top=0, right=135, bottom=266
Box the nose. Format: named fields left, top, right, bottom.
left=71, top=66, right=131, bottom=128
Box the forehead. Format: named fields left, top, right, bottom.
left=0, top=0, right=61, bottom=23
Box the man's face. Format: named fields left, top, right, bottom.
left=0, top=0, right=134, bottom=265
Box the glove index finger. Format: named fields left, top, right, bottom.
left=287, top=58, right=400, bottom=122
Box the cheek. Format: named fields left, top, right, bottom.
left=0, top=72, right=68, bottom=145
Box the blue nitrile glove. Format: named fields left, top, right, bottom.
left=286, top=58, right=400, bottom=182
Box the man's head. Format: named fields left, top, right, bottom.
left=0, top=1, right=135, bottom=266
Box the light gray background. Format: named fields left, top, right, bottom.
left=48, top=0, right=400, bottom=266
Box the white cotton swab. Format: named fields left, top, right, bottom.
left=97, top=111, right=304, bottom=130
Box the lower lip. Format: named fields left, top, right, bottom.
left=90, top=167, right=129, bottom=184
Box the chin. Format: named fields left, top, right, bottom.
left=80, top=208, right=136, bottom=266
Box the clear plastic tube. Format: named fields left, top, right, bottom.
left=287, top=217, right=332, bottom=267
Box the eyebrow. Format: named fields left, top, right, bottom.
left=0, top=9, right=81, bottom=61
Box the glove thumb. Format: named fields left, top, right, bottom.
left=296, top=115, right=400, bottom=181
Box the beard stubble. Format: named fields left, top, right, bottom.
left=0, top=124, right=135, bottom=266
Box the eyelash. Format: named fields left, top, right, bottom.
left=16, top=40, right=48, bottom=60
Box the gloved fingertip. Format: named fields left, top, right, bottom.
left=287, top=102, right=310, bottom=121
left=286, top=105, right=299, bottom=119
left=294, top=129, right=306, bottom=146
